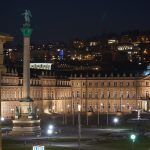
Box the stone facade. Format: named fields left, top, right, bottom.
left=1, top=72, right=150, bottom=118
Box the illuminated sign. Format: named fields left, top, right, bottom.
left=33, top=146, right=44, bottom=150
left=117, top=45, right=133, bottom=51
left=30, top=63, right=52, bottom=70
left=108, top=40, right=117, bottom=44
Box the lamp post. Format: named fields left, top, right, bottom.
left=130, top=134, right=136, bottom=150
left=10, top=108, right=14, bottom=119
left=61, top=109, right=65, bottom=125
left=78, top=104, right=81, bottom=150
left=36, top=108, right=39, bottom=119
left=97, top=98, right=100, bottom=126
left=107, top=102, right=110, bottom=127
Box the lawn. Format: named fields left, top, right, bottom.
left=3, top=145, right=77, bottom=150
left=2, top=139, right=78, bottom=150
left=96, top=137, right=150, bottom=150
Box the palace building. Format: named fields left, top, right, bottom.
left=1, top=69, right=150, bottom=118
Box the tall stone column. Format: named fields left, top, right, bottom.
left=21, top=24, right=32, bottom=97
left=19, top=24, right=33, bottom=113
left=23, top=36, right=31, bottom=99
left=11, top=10, right=41, bottom=135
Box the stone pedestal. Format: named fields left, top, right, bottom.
left=12, top=119, right=41, bottom=135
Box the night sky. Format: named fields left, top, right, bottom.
left=0, top=0, right=150, bottom=44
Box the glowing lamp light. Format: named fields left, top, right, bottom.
left=130, top=134, right=136, bottom=142
left=1, top=117, right=4, bottom=121
left=49, top=125, right=53, bottom=130
left=113, top=117, right=119, bottom=124
left=47, top=129, right=53, bottom=135
left=78, top=104, right=81, bottom=112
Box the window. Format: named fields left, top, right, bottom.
left=101, top=82, right=104, bottom=87
left=120, top=91, right=123, bottom=98
left=126, top=91, right=129, bottom=99
left=82, top=82, right=85, bottom=86
left=126, top=103, right=129, bottom=109
left=101, top=103, right=104, bottom=109
left=126, top=82, right=129, bottom=86
left=132, top=91, right=136, bottom=98
left=95, top=82, right=98, bottom=87
left=114, top=82, right=117, bottom=87
left=89, top=92, right=92, bottom=98
left=101, top=92, right=104, bottom=99
left=107, top=82, right=110, bottom=87
left=114, top=92, right=117, bottom=99
left=107, top=91, right=110, bottom=98
left=77, top=82, right=79, bottom=86
left=108, top=103, right=110, bottom=109
left=133, top=82, right=135, bottom=86
left=51, top=91, right=54, bottom=98
left=89, top=82, right=92, bottom=86
left=120, top=82, right=123, bottom=87
left=146, top=91, right=149, bottom=98
left=77, top=91, right=80, bottom=98
left=95, top=92, right=98, bottom=99
left=146, top=82, right=149, bottom=86
left=83, top=92, right=85, bottom=98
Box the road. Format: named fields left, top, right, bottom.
left=3, top=126, right=132, bottom=150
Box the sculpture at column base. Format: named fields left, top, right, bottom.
left=12, top=104, right=41, bottom=136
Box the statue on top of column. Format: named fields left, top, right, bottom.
left=22, top=10, right=32, bottom=25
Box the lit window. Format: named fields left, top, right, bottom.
left=114, top=82, right=117, bottom=87
left=120, top=82, right=123, bottom=87
left=126, top=82, right=129, bottom=86
left=126, top=91, right=129, bottom=99
left=89, top=92, right=92, bottom=98
left=89, top=82, right=92, bottom=86
left=146, top=82, right=149, bottom=86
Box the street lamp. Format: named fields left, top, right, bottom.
left=113, top=117, right=119, bottom=127
left=78, top=104, right=81, bottom=150
left=130, top=134, right=136, bottom=150
left=47, top=124, right=54, bottom=135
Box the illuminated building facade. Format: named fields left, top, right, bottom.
left=1, top=70, right=150, bottom=118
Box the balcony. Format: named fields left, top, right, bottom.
left=140, top=97, right=150, bottom=100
